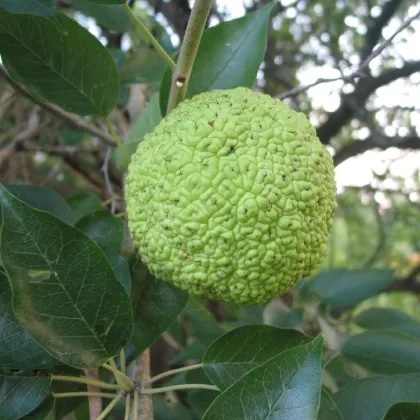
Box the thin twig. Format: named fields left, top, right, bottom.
left=166, top=0, right=214, bottom=113
left=144, top=363, right=203, bottom=386
left=0, top=66, right=115, bottom=145
left=51, top=375, right=121, bottom=390
left=96, top=393, right=124, bottom=420
left=124, top=393, right=131, bottom=420
left=84, top=369, right=103, bottom=420
left=101, top=148, right=117, bottom=214
left=141, top=383, right=220, bottom=394
left=123, top=3, right=175, bottom=70
left=53, top=392, right=117, bottom=399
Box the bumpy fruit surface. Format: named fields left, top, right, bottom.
left=125, top=87, right=336, bottom=304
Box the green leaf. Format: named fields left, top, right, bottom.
left=0, top=267, right=58, bottom=369
left=319, top=388, right=344, bottom=420
left=307, top=269, right=395, bottom=308
left=0, top=375, right=51, bottom=420
left=354, top=307, right=419, bottom=329
left=76, top=211, right=124, bottom=252
left=184, top=298, right=224, bottom=346
left=263, top=299, right=303, bottom=329
left=0, top=11, right=119, bottom=116
left=203, top=325, right=312, bottom=390
left=385, top=402, right=420, bottom=420
left=101, top=247, right=131, bottom=294
left=22, top=395, right=54, bottom=419
left=75, top=0, right=125, bottom=4
left=0, top=0, right=58, bottom=22
left=333, top=374, right=420, bottom=420
left=66, top=192, right=101, bottom=224
left=159, top=1, right=275, bottom=114
left=170, top=339, right=207, bottom=364
left=70, top=0, right=131, bottom=32
left=129, top=269, right=187, bottom=358
left=153, top=395, right=196, bottom=420
left=3, top=184, right=73, bottom=225
left=342, top=330, right=420, bottom=375
left=203, top=337, right=324, bottom=420
left=115, top=92, right=161, bottom=171
left=0, top=185, right=133, bottom=368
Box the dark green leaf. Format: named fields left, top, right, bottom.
left=319, top=388, right=344, bottom=420
left=333, top=374, right=420, bottom=420
left=170, top=340, right=207, bottom=364
left=160, top=1, right=275, bottom=114
left=0, top=267, right=58, bottom=369
left=60, top=129, right=85, bottom=145
left=120, top=47, right=166, bottom=85
left=203, top=337, right=324, bottom=420
left=342, top=330, right=420, bottom=375
left=153, top=395, right=196, bottom=420
left=354, top=307, right=419, bottom=329
left=308, top=269, right=395, bottom=308
left=67, top=192, right=101, bottom=223
left=0, top=11, right=119, bottom=116
left=75, top=0, right=125, bottom=4
left=70, top=0, right=131, bottom=32
left=23, top=395, right=54, bottom=419
left=0, top=375, right=51, bottom=420
left=187, top=389, right=219, bottom=419
left=385, top=402, right=420, bottom=420
left=0, top=0, right=58, bottom=21
left=115, top=92, right=161, bottom=170
left=184, top=298, right=224, bottom=346
left=101, top=247, right=131, bottom=294
left=3, top=184, right=73, bottom=225
left=130, top=269, right=187, bottom=358
left=263, top=299, right=303, bottom=329
left=52, top=379, right=86, bottom=419
left=0, top=185, right=133, bottom=368
left=76, top=211, right=124, bottom=252
left=203, top=325, right=312, bottom=390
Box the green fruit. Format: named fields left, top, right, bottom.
left=125, top=87, right=336, bottom=304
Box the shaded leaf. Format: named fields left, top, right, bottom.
left=3, top=184, right=73, bottom=225
left=342, top=330, right=420, bottom=375
left=115, top=92, right=162, bottom=170
left=0, top=375, right=51, bottom=420
left=70, top=0, right=131, bottom=32
left=23, top=395, right=54, bottom=419
left=0, top=267, right=58, bottom=369
left=129, top=268, right=187, bottom=358
left=76, top=211, right=124, bottom=252
left=0, top=11, right=119, bottom=116
left=76, top=0, right=125, bottom=4
left=203, top=337, right=323, bottom=420
left=101, top=247, right=131, bottom=294
left=153, top=395, right=196, bottom=420
left=333, top=374, right=420, bottom=420
left=319, top=388, right=344, bottom=420
left=308, top=269, right=395, bottom=308
left=203, top=325, right=312, bottom=390
left=0, top=0, right=58, bottom=22
left=160, top=1, right=275, bottom=114
left=385, top=402, right=420, bottom=420
left=66, top=192, right=101, bottom=224
left=170, top=340, right=207, bottom=364
left=0, top=185, right=133, bottom=368
left=263, top=299, right=303, bottom=329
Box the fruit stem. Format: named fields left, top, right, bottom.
left=53, top=392, right=117, bottom=399
left=166, top=0, right=214, bottom=114
left=122, top=3, right=175, bottom=70
left=144, top=363, right=203, bottom=386
left=97, top=393, right=124, bottom=420
left=51, top=374, right=121, bottom=390
left=140, top=383, right=219, bottom=394
left=124, top=392, right=131, bottom=420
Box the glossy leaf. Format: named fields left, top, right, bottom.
left=342, top=330, right=420, bottom=374
left=0, top=375, right=51, bottom=420
left=66, top=192, right=101, bottom=224
left=0, top=185, right=133, bottom=368
left=71, top=0, right=131, bottom=32
left=160, top=1, right=275, bottom=114
left=385, top=402, right=420, bottom=420
left=203, top=325, right=312, bottom=390
left=115, top=92, right=161, bottom=170
left=203, top=337, right=324, bottom=420
left=130, top=268, right=187, bottom=357
left=333, top=374, right=420, bottom=420
left=3, top=184, right=73, bottom=225
left=307, top=269, right=395, bottom=308
left=101, top=247, right=131, bottom=294
left=0, top=267, right=58, bottom=369
left=0, top=0, right=58, bottom=21
left=0, top=11, right=119, bottom=116
left=76, top=211, right=124, bottom=252
left=319, top=388, right=344, bottom=420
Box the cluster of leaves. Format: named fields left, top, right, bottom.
left=0, top=1, right=420, bottom=420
